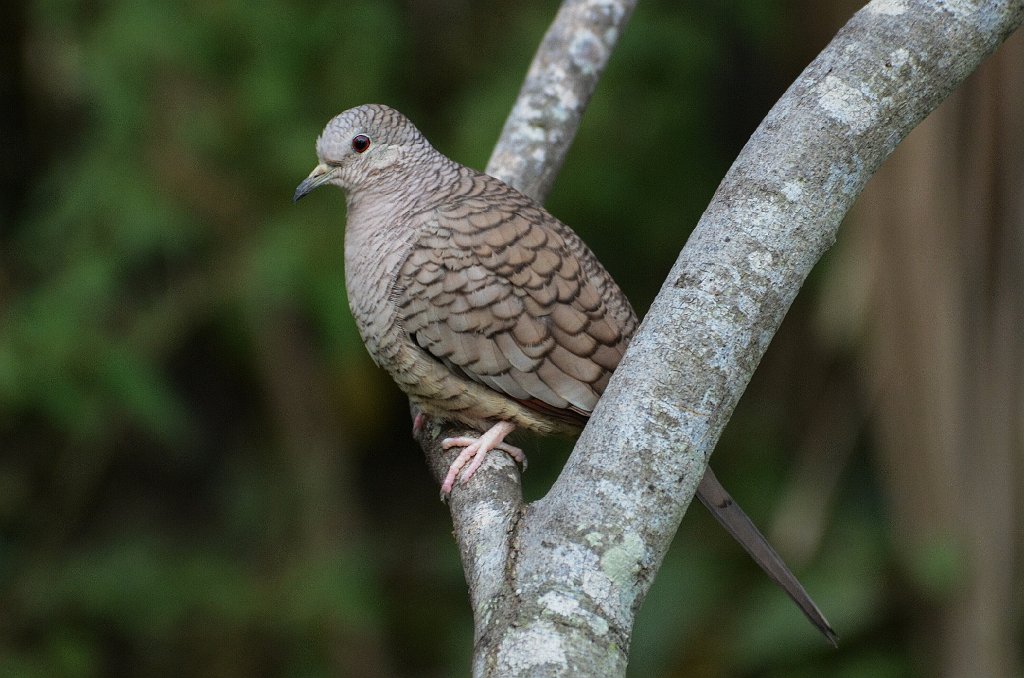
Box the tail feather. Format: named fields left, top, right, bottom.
left=696, top=466, right=838, bottom=647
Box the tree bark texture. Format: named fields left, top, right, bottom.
left=414, top=1, right=1024, bottom=675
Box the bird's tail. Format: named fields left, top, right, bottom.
left=696, top=466, right=839, bottom=647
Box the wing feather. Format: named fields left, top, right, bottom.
left=396, top=179, right=637, bottom=420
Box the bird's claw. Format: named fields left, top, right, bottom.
left=439, top=421, right=524, bottom=496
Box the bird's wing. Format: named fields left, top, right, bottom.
left=395, top=189, right=636, bottom=421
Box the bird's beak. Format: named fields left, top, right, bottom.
left=293, top=163, right=336, bottom=203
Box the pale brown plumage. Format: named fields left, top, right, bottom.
left=294, top=104, right=836, bottom=646
left=397, top=183, right=636, bottom=425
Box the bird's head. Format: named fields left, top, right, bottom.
left=293, top=104, right=430, bottom=202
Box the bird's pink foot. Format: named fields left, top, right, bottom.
left=412, top=411, right=428, bottom=435
left=440, top=421, right=525, bottom=496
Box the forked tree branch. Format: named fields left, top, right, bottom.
left=416, top=0, right=1024, bottom=675
left=414, top=0, right=638, bottom=668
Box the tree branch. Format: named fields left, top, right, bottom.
left=414, top=2, right=637, bottom=672
left=419, top=0, right=1024, bottom=675
left=486, top=0, right=639, bottom=200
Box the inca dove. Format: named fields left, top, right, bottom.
left=294, top=103, right=836, bottom=645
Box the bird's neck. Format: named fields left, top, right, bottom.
left=341, top=155, right=467, bottom=297
left=347, top=155, right=464, bottom=216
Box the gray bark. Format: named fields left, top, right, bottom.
left=414, top=0, right=1024, bottom=675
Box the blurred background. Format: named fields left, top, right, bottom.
left=1, top=0, right=1021, bottom=675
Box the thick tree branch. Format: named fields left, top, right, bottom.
left=418, top=0, right=1024, bottom=675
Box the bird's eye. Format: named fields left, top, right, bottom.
left=351, top=134, right=371, bottom=153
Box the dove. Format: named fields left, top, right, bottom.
left=294, top=103, right=836, bottom=645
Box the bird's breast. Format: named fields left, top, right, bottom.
left=342, top=201, right=419, bottom=367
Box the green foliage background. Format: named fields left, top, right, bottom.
left=2, top=0, right=1009, bottom=676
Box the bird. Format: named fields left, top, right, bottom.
left=294, top=103, right=837, bottom=646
